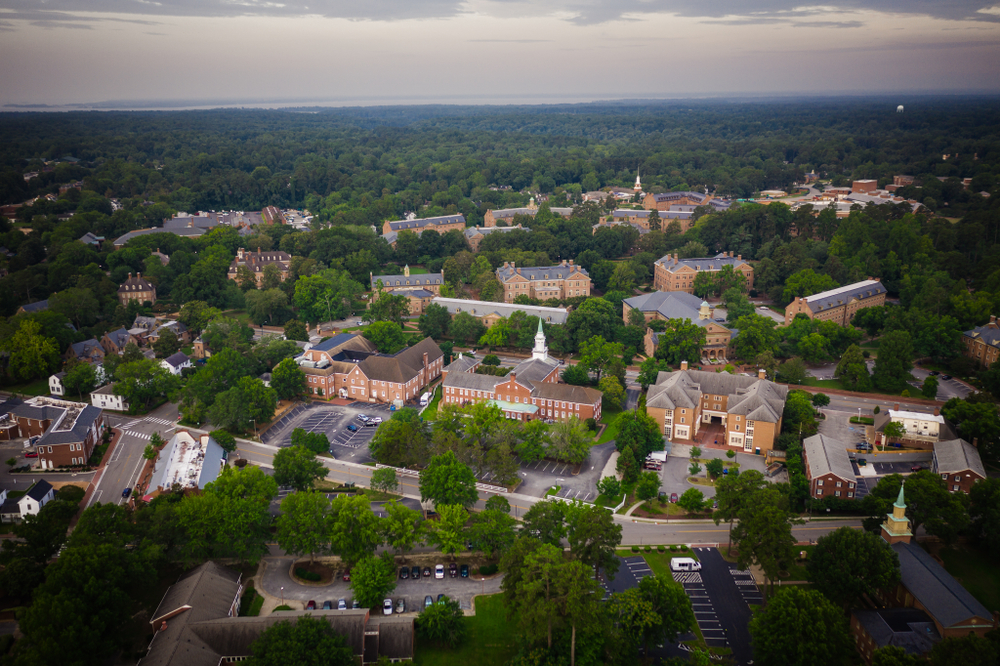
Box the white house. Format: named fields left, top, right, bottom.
left=19, top=480, right=54, bottom=518
left=90, top=383, right=129, bottom=412
left=161, top=352, right=192, bottom=376
left=49, top=372, right=66, bottom=396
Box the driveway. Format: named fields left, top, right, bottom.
left=262, top=402, right=397, bottom=464
left=514, top=441, right=616, bottom=501
left=259, top=557, right=500, bottom=612
left=909, top=368, right=972, bottom=400
left=695, top=547, right=755, bottom=665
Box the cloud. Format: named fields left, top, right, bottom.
left=0, top=0, right=998, bottom=24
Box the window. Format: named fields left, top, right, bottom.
left=835, top=491, right=841, bottom=497
left=953, top=485, right=960, bottom=491
left=817, top=479, right=824, bottom=486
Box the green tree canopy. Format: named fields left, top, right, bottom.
left=246, top=615, right=355, bottom=666
left=748, top=586, right=854, bottom=666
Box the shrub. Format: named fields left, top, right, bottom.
left=873, top=405, right=880, bottom=414
left=680, top=545, right=689, bottom=552
left=585, top=418, right=598, bottom=432
left=726, top=449, right=736, bottom=459
left=657, top=546, right=665, bottom=553
left=670, top=545, right=677, bottom=552
left=644, top=546, right=651, bottom=552
left=274, top=605, right=293, bottom=611
left=294, top=568, right=321, bottom=582
left=479, top=564, right=499, bottom=576
left=632, top=546, right=640, bottom=552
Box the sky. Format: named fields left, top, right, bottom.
left=1, top=0, right=1000, bottom=106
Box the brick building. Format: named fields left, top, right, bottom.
left=783, top=279, right=886, bottom=326
left=962, top=316, right=1000, bottom=368
left=118, top=272, right=157, bottom=305
left=646, top=364, right=787, bottom=455
left=382, top=214, right=466, bottom=240
left=391, top=289, right=436, bottom=315
left=873, top=406, right=946, bottom=448
left=803, top=434, right=858, bottom=500
left=623, top=291, right=735, bottom=361
left=464, top=224, right=524, bottom=252
left=495, top=260, right=591, bottom=303
left=227, top=247, right=292, bottom=287
left=431, top=297, right=569, bottom=327
left=0, top=396, right=103, bottom=468
left=652, top=252, right=754, bottom=294
left=66, top=338, right=105, bottom=364
left=852, top=179, right=878, bottom=194
left=933, top=438, right=986, bottom=493
left=484, top=205, right=572, bottom=227
left=101, top=328, right=136, bottom=356
left=296, top=334, right=443, bottom=403
left=642, top=191, right=714, bottom=211
left=370, top=265, right=445, bottom=296
left=441, top=321, right=601, bottom=422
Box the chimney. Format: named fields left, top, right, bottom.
left=737, top=254, right=742, bottom=260
left=680, top=360, right=688, bottom=371
left=569, top=259, right=574, bottom=266
left=893, top=403, right=900, bottom=411
left=511, top=262, right=516, bottom=269
left=510, top=372, right=516, bottom=383
left=423, top=352, right=428, bottom=369
left=974, top=437, right=979, bottom=448
left=991, top=315, right=997, bottom=326
left=127, top=272, right=132, bottom=279
left=516, top=268, right=521, bottom=274
left=729, top=251, right=734, bottom=258
left=933, top=407, right=940, bottom=416
left=758, top=368, right=765, bottom=380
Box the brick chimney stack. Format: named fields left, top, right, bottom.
left=680, top=360, right=689, bottom=371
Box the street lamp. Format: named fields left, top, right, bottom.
left=281, top=586, right=284, bottom=605
left=251, top=419, right=257, bottom=440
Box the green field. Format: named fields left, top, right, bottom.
left=6, top=377, right=51, bottom=396
left=597, top=409, right=623, bottom=444
left=414, top=593, right=517, bottom=666
left=799, top=377, right=846, bottom=391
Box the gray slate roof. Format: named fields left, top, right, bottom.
left=495, top=262, right=588, bottom=283
left=654, top=253, right=749, bottom=273
left=431, top=297, right=570, bottom=325
left=647, top=369, right=787, bottom=423
left=465, top=225, right=524, bottom=238
left=37, top=405, right=102, bottom=446
left=372, top=272, right=444, bottom=290
left=442, top=371, right=504, bottom=392
left=358, top=337, right=443, bottom=384
left=803, top=434, right=855, bottom=482
left=852, top=608, right=940, bottom=655
left=934, top=438, right=986, bottom=477
left=648, top=191, right=708, bottom=204
left=799, top=280, right=886, bottom=314
left=19, top=300, right=48, bottom=313
left=963, top=322, right=1000, bottom=348
left=623, top=291, right=731, bottom=334
left=69, top=338, right=103, bottom=357
left=26, top=479, right=53, bottom=502
left=510, top=357, right=560, bottom=384
left=445, top=354, right=480, bottom=374
left=385, top=214, right=464, bottom=233
left=893, top=541, right=992, bottom=629
left=163, top=352, right=190, bottom=368
left=104, top=328, right=131, bottom=348
left=395, top=288, right=435, bottom=298
left=530, top=382, right=602, bottom=405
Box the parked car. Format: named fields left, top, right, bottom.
left=346, top=424, right=359, bottom=432
left=356, top=414, right=370, bottom=422
left=423, top=566, right=432, bottom=578
left=337, top=598, right=347, bottom=610
left=424, top=595, right=434, bottom=608
left=943, top=375, right=953, bottom=380
left=411, top=565, right=421, bottom=579
left=712, top=500, right=719, bottom=509
left=449, top=563, right=458, bottom=577
left=669, top=492, right=678, bottom=503
left=122, top=488, right=132, bottom=498
left=24, top=451, right=38, bottom=458
left=383, top=599, right=393, bottom=616
left=369, top=416, right=383, bottom=424
left=352, top=599, right=360, bottom=609
left=858, top=458, right=868, bottom=466
left=306, top=600, right=316, bottom=610
left=395, top=598, right=406, bottom=614
left=437, top=594, right=446, bottom=604
left=399, top=567, right=409, bottom=580
left=322, top=600, right=333, bottom=610
left=929, top=370, right=940, bottom=376
left=435, top=564, right=445, bottom=579
left=911, top=464, right=926, bottom=472
left=460, top=564, right=469, bottom=578
left=342, top=570, right=351, bottom=582
left=364, top=419, right=378, bottom=427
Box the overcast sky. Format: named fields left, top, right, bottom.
left=1, top=0, right=1000, bottom=106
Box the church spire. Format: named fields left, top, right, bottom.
left=532, top=318, right=549, bottom=361
left=881, top=481, right=912, bottom=545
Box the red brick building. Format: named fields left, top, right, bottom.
left=803, top=433, right=858, bottom=500
left=933, top=438, right=985, bottom=493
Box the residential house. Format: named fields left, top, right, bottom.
left=146, top=431, right=225, bottom=496
left=933, top=438, right=985, bottom=493
left=431, top=297, right=569, bottom=327
left=66, top=338, right=105, bottom=364
left=296, top=334, right=443, bottom=403
left=140, top=561, right=414, bottom=666
left=0, top=480, right=55, bottom=522
left=962, top=316, right=1000, bottom=368
left=79, top=232, right=104, bottom=247
left=101, top=328, right=135, bottom=355
left=161, top=352, right=192, bottom=376
left=16, top=300, right=48, bottom=315
left=227, top=247, right=292, bottom=287
left=874, top=406, right=946, bottom=449
left=147, top=321, right=191, bottom=346
left=370, top=265, right=445, bottom=296
left=91, top=384, right=128, bottom=411
left=118, top=272, right=157, bottom=306
left=441, top=321, right=601, bottom=422
left=646, top=364, right=787, bottom=455
left=803, top=434, right=858, bottom=500
left=623, top=291, right=735, bottom=361
left=495, top=260, right=591, bottom=303
left=784, top=279, right=887, bottom=326
left=133, top=315, right=159, bottom=332
left=652, top=252, right=754, bottom=294
left=49, top=372, right=66, bottom=397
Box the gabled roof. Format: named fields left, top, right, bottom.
left=385, top=214, right=464, bottom=232
left=431, top=297, right=570, bottom=325
left=495, top=262, right=588, bottom=283
left=25, top=479, right=53, bottom=502
left=69, top=338, right=103, bottom=357
left=104, top=328, right=131, bottom=347
left=934, top=438, right=985, bottom=477
left=371, top=272, right=444, bottom=289
left=19, top=300, right=48, bottom=313
left=624, top=291, right=731, bottom=332
left=443, top=371, right=504, bottom=392
left=118, top=273, right=156, bottom=294
left=530, top=382, right=602, bottom=405
left=803, top=434, right=855, bottom=482
left=312, top=333, right=374, bottom=354
left=37, top=405, right=102, bottom=446
left=654, top=253, right=749, bottom=273
left=893, top=541, right=992, bottom=629
left=510, top=357, right=560, bottom=384
left=395, top=288, right=435, bottom=298
left=799, top=280, right=886, bottom=314
left=646, top=369, right=787, bottom=422
left=964, top=322, right=1000, bottom=348
left=852, top=608, right=940, bottom=655
left=163, top=352, right=190, bottom=368
left=445, top=354, right=480, bottom=374
left=358, top=337, right=443, bottom=384
left=465, top=225, right=524, bottom=239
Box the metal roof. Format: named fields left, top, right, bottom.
left=934, top=438, right=986, bottom=477
left=803, top=433, right=855, bottom=482
left=431, top=297, right=570, bottom=325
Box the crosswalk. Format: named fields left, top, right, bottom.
left=145, top=417, right=175, bottom=427
left=122, top=430, right=151, bottom=441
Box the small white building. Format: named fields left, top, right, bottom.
left=1, top=480, right=56, bottom=521
left=161, top=352, right=192, bottom=376
left=49, top=372, right=66, bottom=397
left=91, top=383, right=129, bottom=412
left=146, top=431, right=226, bottom=497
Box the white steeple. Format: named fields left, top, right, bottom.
left=633, top=169, right=642, bottom=193
left=532, top=318, right=549, bottom=361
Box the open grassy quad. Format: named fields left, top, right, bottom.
left=414, top=593, right=518, bottom=666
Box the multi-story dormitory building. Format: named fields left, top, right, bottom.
left=441, top=321, right=602, bottom=422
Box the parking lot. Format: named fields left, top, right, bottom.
left=263, top=402, right=397, bottom=463
left=512, top=441, right=617, bottom=500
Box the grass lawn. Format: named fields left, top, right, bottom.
left=6, top=377, right=50, bottom=396
left=939, top=545, right=1000, bottom=612
left=594, top=492, right=624, bottom=508
left=414, top=593, right=517, bottom=666
left=778, top=546, right=813, bottom=582
left=597, top=409, right=624, bottom=444
left=545, top=485, right=561, bottom=497
left=800, top=377, right=847, bottom=391
left=850, top=416, right=875, bottom=425
left=421, top=384, right=443, bottom=421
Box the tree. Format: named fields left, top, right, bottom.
left=748, top=586, right=853, bottom=666
left=269, top=357, right=307, bottom=400
left=290, top=427, right=331, bottom=454
left=731, top=486, right=797, bottom=595
left=419, top=451, right=479, bottom=508
left=579, top=336, right=623, bottom=383
left=153, top=328, right=181, bottom=358
left=364, top=289, right=410, bottom=326
left=598, top=375, right=627, bottom=411
left=211, top=429, right=237, bottom=453
left=469, top=507, right=518, bottom=560
left=607, top=587, right=662, bottom=658
left=62, top=361, right=97, bottom=399
left=732, top=313, right=781, bottom=361
left=382, top=500, right=423, bottom=559
left=209, top=377, right=278, bottom=433
left=616, top=444, right=639, bottom=483
left=427, top=503, right=469, bottom=556
left=349, top=552, right=398, bottom=608
left=637, top=356, right=669, bottom=390
left=449, top=311, right=486, bottom=344
left=2, top=319, right=59, bottom=382
left=872, top=330, right=914, bottom=393
left=114, top=358, right=182, bottom=412
left=547, top=417, right=592, bottom=464
left=293, top=269, right=362, bottom=323
left=566, top=297, right=620, bottom=349
left=782, top=269, right=839, bottom=304
left=929, top=634, right=999, bottom=666
left=245, top=615, right=355, bottom=666
left=647, top=208, right=660, bottom=231
left=653, top=318, right=706, bottom=366
left=363, top=320, right=407, bottom=354
left=883, top=420, right=906, bottom=442
left=521, top=500, right=569, bottom=547
left=635, top=471, right=661, bottom=502
left=969, top=478, right=1000, bottom=558
left=416, top=596, right=467, bottom=647
left=370, top=467, right=398, bottom=495
left=418, top=303, right=451, bottom=339
left=871, top=646, right=922, bottom=666
left=921, top=375, right=939, bottom=399
left=807, top=527, right=900, bottom=609
left=597, top=476, right=622, bottom=498
left=283, top=319, right=309, bottom=341
left=677, top=488, right=705, bottom=512
left=276, top=491, right=331, bottom=563
left=636, top=575, right=694, bottom=655
left=565, top=500, right=623, bottom=579
left=777, top=357, right=807, bottom=384
left=561, top=364, right=591, bottom=385
left=327, top=493, right=382, bottom=567
left=273, top=446, right=327, bottom=492
left=705, top=458, right=724, bottom=478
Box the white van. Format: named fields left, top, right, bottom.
left=419, top=392, right=432, bottom=407
left=669, top=557, right=701, bottom=572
